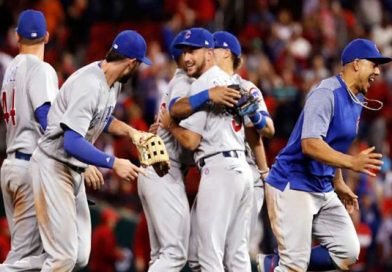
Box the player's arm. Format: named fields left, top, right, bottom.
left=103, top=115, right=140, bottom=139
left=302, top=139, right=382, bottom=175
left=169, top=86, right=241, bottom=119
left=34, top=102, right=51, bottom=130
left=301, top=88, right=382, bottom=176
left=245, top=126, right=269, bottom=179
left=30, top=63, right=58, bottom=130
left=247, top=111, right=274, bottom=138
left=332, top=168, right=358, bottom=213
left=243, top=84, right=274, bottom=138
left=159, top=109, right=201, bottom=151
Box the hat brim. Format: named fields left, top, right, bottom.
left=140, top=56, right=152, bottom=65
left=367, top=57, right=392, bottom=64
left=174, top=41, right=210, bottom=49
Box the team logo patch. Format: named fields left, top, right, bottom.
left=374, top=44, right=380, bottom=53
left=185, top=30, right=191, bottom=39
left=231, top=118, right=242, bottom=132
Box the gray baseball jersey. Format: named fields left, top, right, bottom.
left=0, top=54, right=57, bottom=269
left=39, top=61, right=120, bottom=168
left=2, top=54, right=57, bottom=154
left=138, top=69, right=193, bottom=271
left=180, top=66, right=246, bottom=162
left=157, top=68, right=194, bottom=165
left=31, top=61, right=119, bottom=271
left=181, top=65, right=253, bottom=271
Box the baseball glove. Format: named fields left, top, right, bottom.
left=226, top=84, right=260, bottom=117
left=131, top=132, right=170, bottom=177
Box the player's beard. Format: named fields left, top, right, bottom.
left=187, top=58, right=206, bottom=78
left=118, top=72, right=133, bottom=83
left=118, top=65, right=138, bottom=83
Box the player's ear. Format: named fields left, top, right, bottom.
left=224, top=49, right=231, bottom=59
left=15, top=32, right=21, bottom=43
left=353, top=58, right=360, bottom=72
left=44, top=32, right=50, bottom=44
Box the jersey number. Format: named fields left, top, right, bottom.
left=1, top=89, right=16, bottom=126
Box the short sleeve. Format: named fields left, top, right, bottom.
left=168, top=77, right=191, bottom=102
left=28, top=63, right=58, bottom=110
left=60, top=81, right=99, bottom=137
left=302, top=88, right=334, bottom=139
left=179, top=110, right=207, bottom=136
left=240, top=79, right=269, bottom=114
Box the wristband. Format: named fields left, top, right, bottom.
left=249, top=111, right=267, bottom=130
left=189, top=89, right=209, bottom=111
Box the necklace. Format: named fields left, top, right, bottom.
left=339, top=74, right=383, bottom=111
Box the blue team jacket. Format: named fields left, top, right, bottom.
left=266, top=75, right=363, bottom=192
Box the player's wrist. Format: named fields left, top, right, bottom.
left=260, top=167, right=269, bottom=181
left=250, top=111, right=267, bottom=130
left=189, top=90, right=209, bottom=111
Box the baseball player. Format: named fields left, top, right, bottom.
left=212, top=30, right=275, bottom=242
left=258, top=39, right=389, bottom=272
left=160, top=27, right=253, bottom=272
left=0, top=9, right=57, bottom=270
left=137, top=30, right=193, bottom=272
left=29, top=30, right=149, bottom=271
left=141, top=30, right=245, bottom=271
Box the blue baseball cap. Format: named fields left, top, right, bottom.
left=170, top=30, right=187, bottom=60
left=112, top=30, right=152, bottom=65
left=174, top=28, right=214, bottom=49
left=341, top=38, right=392, bottom=65
left=16, top=9, right=47, bottom=40
left=213, top=31, right=241, bottom=57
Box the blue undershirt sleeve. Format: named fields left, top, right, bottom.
left=63, top=128, right=115, bottom=168
left=34, top=103, right=51, bottom=131
left=103, top=115, right=114, bottom=133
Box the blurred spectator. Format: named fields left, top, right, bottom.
left=376, top=199, right=392, bottom=270
left=133, top=213, right=150, bottom=272
left=357, top=0, right=383, bottom=28
left=89, top=208, right=125, bottom=272
left=0, top=217, right=10, bottom=262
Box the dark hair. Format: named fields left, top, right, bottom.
left=232, top=54, right=242, bottom=70
left=19, top=36, right=45, bottom=45
left=105, top=48, right=128, bottom=62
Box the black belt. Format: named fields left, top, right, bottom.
left=198, top=150, right=240, bottom=168
left=68, top=164, right=86, bottom=174
left=15, top=151, right=32, bottom=161
left=37, top=146, right=85, bottom=174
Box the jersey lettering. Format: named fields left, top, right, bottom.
left=1, top=88, right=16, bottom=126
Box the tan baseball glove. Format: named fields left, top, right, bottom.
left=131, top=131, right=170, bottom=177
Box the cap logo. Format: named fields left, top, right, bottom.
left=113, top=44, right=118, bottom=49
left=185, top=30, right=191, bottom=40
left=223, top=42, right=228, bottom=47
left=205, top=41, right=209, bottom=45
left=374, top=44, right=380, bottom=53
left=31, top=32, right=37, bottom=38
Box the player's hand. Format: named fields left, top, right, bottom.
left=149, top=115, right=159, bottom=134
left=334, top=180, right=359, bottom=214
left=159, top=109, right=173, bottom=131
left=208, top=86, right=241, bottom=107
left=83, top=165, right=104, bottom=190
left=350, top=146, right=383, bottom=176
left=113, top=158, right=145, bottom=182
